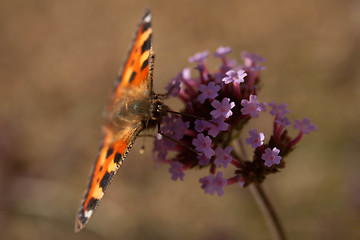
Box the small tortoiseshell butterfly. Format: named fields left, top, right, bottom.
left=75, top=9, right=168, bottom=232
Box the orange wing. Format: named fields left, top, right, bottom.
left=113, top=9, right=153, bottom=99
left=75, top=10, right=153, bottom=232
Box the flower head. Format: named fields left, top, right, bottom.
left=275, top=116, right=292, bottom=127
left=245, top=129, right=265, bottom=148
left=198, top=82, right=221, bottom=104
left=268, top=102, right=290, bottom=117
left=197, top=154, right=211, bottom=166
left=222, top=70, right=247, bottom=84
left=169, top=161, right=185, bottom=181
left=199, top=172, right=227, bottom=196
left=242, top=51, right=266, bottom=70
left=161, top=116, right=190, bottom=148
left=153, top=46, right=315, bottom=197
left=206, top=116, right=229, bottom=138
left=214, top=146, right=233, bottom=168
left=165, top=68, right=190, bottom=97
left=211, top=98, right=235, bottom=119
left=192, top=133, right=215, bottom=158
left=294, top=117, right=318, bottom=134
left=189, top=50, right=209, bottom=63
left=214, top=46, right=232, bottom=58
left=241, top=95, right=266, bottom=118
left=261, top=147, right=282, bottom=167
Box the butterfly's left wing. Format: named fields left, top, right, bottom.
left=75, top=123, right=144, bottom=232
left=75, top=9, right=154, bottom=232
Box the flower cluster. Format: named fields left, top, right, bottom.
left=153, top=46, right=317, bottom=196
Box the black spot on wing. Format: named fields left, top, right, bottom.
left=142, top=21, right=151, bottom=33
left=141, top=35, right=151, bottom=54
left=76, top=213, right=88, bottom=228
left=141, top=58, right=149, bottom=70
left=114, top=153, right=122, bottom=164
left=86, top=198, right=99, bottom=211
left=106, top=147, right=114, bottom=158
left=129, top=71, right=137, bottom=83
left=99, top=171, right=114, bottom=191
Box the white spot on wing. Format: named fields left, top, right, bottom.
left=144, top=13, right=151, bottom=23
left=84, top=210, right=93, bottom=219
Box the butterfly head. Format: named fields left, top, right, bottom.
left=148, top=96, right=168, bottom=126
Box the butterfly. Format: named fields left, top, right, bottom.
left=74, top=9, right=168, bottom=232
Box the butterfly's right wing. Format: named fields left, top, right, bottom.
left=112, top=9, right=153, bottom=103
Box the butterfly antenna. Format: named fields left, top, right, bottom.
left=156, top=123, right=199, bottom=155
left=166, top=110, right=215, bottom=124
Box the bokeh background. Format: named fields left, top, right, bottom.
left=1, top=0, right=359, bottom=239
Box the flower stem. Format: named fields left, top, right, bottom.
left=249, top=183, right=287, bottom=240
left=235, top=138, right=287, bottom=240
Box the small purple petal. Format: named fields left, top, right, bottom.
left=199, top=172, right=227, bottom=196
left=268, top=102, right=290, bottom=117
left=211, top=98, right=235, bottom=119
left=206, top=116, right=229, bottom=138
left=189, top=50, right=209, bottom=63
left=192, top=133, right=215, bottom=158
left=242, top=52, right=266, bottom=68
left=245, top=129, right=265, bottom=148
left=194, top=119, right=207, bottom=133
left=294, top=117, right=318, bottom=134
left=197, top=82, right=221, bottom=104
left=241, top=95, right=266, bottom=118
left=261, top=147, right=282, bottom=167
left=197, top=154, right=211, bottom=166
left=169, top=161, right=185, bottom=181
left=222, top=70, right=247, bottom=84
left=214, top=146, right=233, bottom=168
left=160, top=116, right=189, bottom=148
left=275, top=116, right=292, bottom=127
left=214, top=46, right=232, bottom=58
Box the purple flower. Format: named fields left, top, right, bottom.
left=194, top=119, right=207, bottom=133
left=294, top=117, right=318, bottom=134
left=199, top=172, right=227, bottom=196
left=189, top=50, right=209, bottom=63
left=214, top=46, right=232, bottom=58
left=275, top=116, right=292, bottom=127
left=261, top=147, right=282, bottom=167
left=197, top=154, right=211, bottom=166
left=214, top=146, right=232, bottom=168
left=245, top=129, right=265, bottom=148
left=197, top=82, right=221, bottom=104
left=174, top=118, right=190, bottom=139
left=206, top=116, right=229, bottom=138
left=211, top=98, right=235, bottom=119
left=242, top=51, right=266, bottom=69
left=153, top=134, right=168, bottom=163
left=222, top=70, right=247, bottom=84
left=192, top=133, right=215, bottom=158
left=161, top=116, right=190, bottom=148
left=165, top=68, right=191, bottom=97
left=169, top=161, right=185, bottom=181
left=241, top=94, right=266, bottom=118
left=199, top=174, right=215, bottom=194
left=268, top=102, right=290, bottom=117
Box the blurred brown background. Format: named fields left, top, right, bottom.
left=1, top=0, right=359, bottom=239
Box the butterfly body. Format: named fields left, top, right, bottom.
left=75, top=10, right=167, bottom=232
